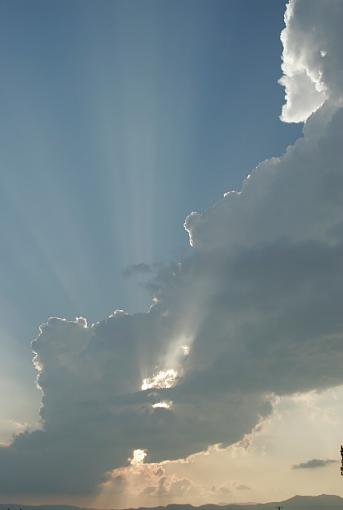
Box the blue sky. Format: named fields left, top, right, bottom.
left=0, top=0, right=319, bottom=500
left=0, top=0, right=299, bottom=329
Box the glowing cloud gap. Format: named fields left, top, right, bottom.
left=152, top=401, right=173, bottom=409
left=141, top=369, right=178, bottom=390
left=130, top=449, right=147, bottom=466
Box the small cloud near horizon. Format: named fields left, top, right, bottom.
left=292, top=459, right=337, bottom=470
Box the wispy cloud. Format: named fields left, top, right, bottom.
left=292, top=459, right=337, bottom=470
left=122, top=263, right=152, bottom=278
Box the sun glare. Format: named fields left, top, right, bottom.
left=152, top=400, right=173, bottom=409
left=181, top=344, right=190, bottom=356
left=141, top=369, right=178, bottom=390
left=130, top=449, right=147, bottom=466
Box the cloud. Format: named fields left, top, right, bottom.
left=280, top=0, right=343, bottom=123
left=142, top=476, right=192, bottom=499
left=2, top=0, right=343, bottom=499
left=0, top=419, right=30, bottom=447
left=123, top=263, right=152, bottom=278
left=235, top=484, right=251, bottom=491
left=100, top=462, right=194, bottom=505
left=292, top=459, right=337, bottom=470
left=210, top=485, right=231, bottom=496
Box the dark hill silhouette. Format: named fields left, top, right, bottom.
left=1, top=494, right=343, bottom=510
left=275, top=494, right=343, bottom=507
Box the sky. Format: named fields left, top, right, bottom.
left=0, top=0, right=300, bottom=447
left=2, top=0, right=343, bottom=507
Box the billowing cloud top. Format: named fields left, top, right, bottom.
left=2, top=0, right=343, bottom=498
left=280, top=0, right=343, bottom=122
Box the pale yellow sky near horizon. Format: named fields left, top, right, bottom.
left=93, top=386, right=343, bottom=508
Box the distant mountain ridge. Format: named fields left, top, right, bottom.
left=1, top=495, right=343, bottom=510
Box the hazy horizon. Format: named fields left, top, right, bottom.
left=2, top=494, right=343, bottom=509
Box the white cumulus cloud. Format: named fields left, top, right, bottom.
left=280, top=0, right=343, bottom=123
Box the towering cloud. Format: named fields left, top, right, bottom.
left=280, top=0, right=343, bottom=122
left=2, top=0, right=343, bottom=498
